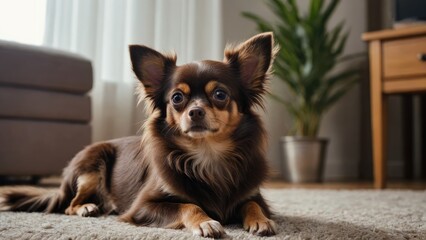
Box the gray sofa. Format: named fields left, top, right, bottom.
left=0, top=40, right=92, bottom=180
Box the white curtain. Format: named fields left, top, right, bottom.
left=43, top=0, right=223, bottom=142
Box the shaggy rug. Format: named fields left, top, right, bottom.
left=0, top=189, right=425, bottom=240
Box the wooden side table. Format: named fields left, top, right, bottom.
left=362, top=26, right=426, bottom=189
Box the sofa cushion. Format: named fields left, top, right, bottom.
left=0, top=86, right=91, bottom=123
left=0, top=119, right=91, bottom=176
left=0, top=40, right=92, bottom=94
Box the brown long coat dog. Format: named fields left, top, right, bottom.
left=0, top=32, right=278, bottom=238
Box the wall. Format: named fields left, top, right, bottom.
left=221, top=0, right=367, bottom=180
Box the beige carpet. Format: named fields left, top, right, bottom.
left=0, top=189, right=425, bottom=240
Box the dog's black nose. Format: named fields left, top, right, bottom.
left=189, top=107, right=205, bottom=121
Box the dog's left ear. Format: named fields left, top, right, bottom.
left=224, top=32, right=276, bottom=106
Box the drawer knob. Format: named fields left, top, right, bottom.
left=419, top=53, right=426, bottom=62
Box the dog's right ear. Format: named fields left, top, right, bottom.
left=129, top=45, right=176, bottom=99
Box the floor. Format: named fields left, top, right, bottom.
left=3, top=188, right=425, bottom=239
left=263, top=180, right=426, bottom=190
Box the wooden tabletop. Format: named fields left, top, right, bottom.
left=362, top=25, right=426, bottom=41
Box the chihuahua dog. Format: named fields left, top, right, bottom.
left=0, top=32, right=277, bottom=238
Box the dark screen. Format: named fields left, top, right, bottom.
left=395, top=0, right=426, bottom=21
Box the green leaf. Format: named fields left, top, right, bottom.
left=321, top=0, right=340, bottom=25
left=309, top=0, right=324, bottom=22
left=325, top=69, right=359, bottom=89
left=241, top=12, right=274, bottom=32
left=266, top=0, right=297, bottom=28
left=288, top=0, right=300, bottom=21
left=332, top=31, right=349, bottom=57
left=323, top=77, right=357, bottom=110
left=336, top=52, right=366, bottom=63
left=276, top=26, right=302, bottom=55
left=327, top=21, right=345, bottom=50
left=312, top=69, right=358, bottom=111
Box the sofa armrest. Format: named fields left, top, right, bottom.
left=0, top=40, right=92, bottom=94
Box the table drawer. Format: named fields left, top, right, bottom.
left=383, top=36, right=426, bottom=79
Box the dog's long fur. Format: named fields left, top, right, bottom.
left=0, top=33, right=278, bottom=237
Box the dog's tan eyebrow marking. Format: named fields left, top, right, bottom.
left=205, top=81, right=230, bottom=96
left=176, top=83, right=191, bottom=95
left=205, top=81, right=218, bottom=94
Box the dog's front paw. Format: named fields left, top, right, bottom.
left=77, top=203, right=99, bottom=217
left=66, top=203, right=99, bottom=217
left=192, top=220, right=227, bottom=238
left=244, top=218, right=276, bottom=236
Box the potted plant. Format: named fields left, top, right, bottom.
left=243, top=0, right=360, bottom=182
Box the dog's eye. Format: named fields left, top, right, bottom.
left=171, top=92, right=184, bottom=104
left=213, top=89, right=228, bottom=101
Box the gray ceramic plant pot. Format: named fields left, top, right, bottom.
left=280, top=136, right=328, bottom=183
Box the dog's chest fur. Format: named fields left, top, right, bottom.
left=187, top=139, right=237, bottom=184
left=189, top=139, right=230, bottom=160
left=174, top=138, right=240, bottom=190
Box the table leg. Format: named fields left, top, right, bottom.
left=369, top=40, right=386, bottom=189
left=371, top=91, right=387, bottom=189
left=421, top=95, right=426, bottom=179
left=402, top=95, right=413, bottom=179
